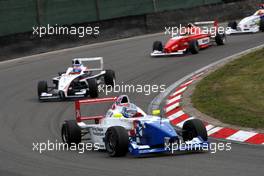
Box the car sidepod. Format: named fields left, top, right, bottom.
left=128, top=118, right=209, bottom=156
left=128, top=119, right=178, bottom=155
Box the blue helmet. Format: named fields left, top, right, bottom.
left=122, top=103, right=137, bottom=118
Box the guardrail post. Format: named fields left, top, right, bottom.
left=95, top=0, right=100, bottom=20
left=36, top=0, right=42, bottom=26
left=152, top=0, right=157, bottom=12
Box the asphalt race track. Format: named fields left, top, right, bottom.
left=0, top=33, right=264, bottom=176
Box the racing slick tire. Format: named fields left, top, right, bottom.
left=105, top=126, right=129, bottom=157
left=260, top=18, right=264, bottom=32
left=104, top=70, right=116, bottom=87
left=215, top=33, right=226, bottom=46
left=37, top=81, right=48, bottom=98
left=88, top=78, right=98, bottom=98
left=182, top=119, right=208, bottom=142
left=152, top=41, right=163, bottom=52
left=228, top=21, right=237, bottom=30
left=189, top=40, right=199, bottom=54
left=61, top=120, right=81, bottom=145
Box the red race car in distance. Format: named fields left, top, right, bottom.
left=151, top=21, right=226, bottom=57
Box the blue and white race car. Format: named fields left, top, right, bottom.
left=61, top=95, right=209, bottom=157
left=226, top=7, right=264, bottom=34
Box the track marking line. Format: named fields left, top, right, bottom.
left=206, top=124, right=215, bottom=131
left=209, top=128, right=238, bottom=139
left=170, top=87, right=187, bottom=97
left=226, top=130, right=258, bottom=142
left=167, top=95, right=181, bottom=105
left=245, top=133, right=264, bottom=144
left=167, top=110, right=185, bottom=121
left=170, top=114, right=190, bottom=126
left=0, top=32, right=163, bottom=65
left=165, top=102, right=180, bottom=113
left=165, top=98, right=181, bottom=108
left=207, top=127, right=223, bottom=136
left=179, top=80, right=193, bottom=87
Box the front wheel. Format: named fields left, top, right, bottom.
left=88, top=78, right=98, bottom=98
left=182, top=119, right=208, bottom=142
left=38, top=81, right=48, bottom=98
left=104, top=70, right=115, bottom=87
left=260, top=18, right=264, bottom=32
left=215, top=33, right=226, bottom=45
left=105, top=126, right=129, bottom=157
left=152, top=41, right=163, bottom=52
left=61, top=120, right=82, bottom=145
left=189, top=40, right=199, bottom=54
left=228, top=21, right=237, bottom=30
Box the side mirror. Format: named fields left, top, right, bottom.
left=152, top=109, right=161, bottom=116
left=113, top=113, right=123, bottom=118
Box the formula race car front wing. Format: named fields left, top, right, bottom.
left=150, top=50, right=186, bottom=57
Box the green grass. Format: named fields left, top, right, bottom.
left=192, top=48, right=264, bottom=129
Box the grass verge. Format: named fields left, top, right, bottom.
left=192, top=48, right=264, bottom=129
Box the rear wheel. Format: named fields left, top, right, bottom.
left=182, top=119, right=208, bottom=142
left=228, top=21, right=237, bottom=30
left=38, top=81, right=48, bottom=98
left=152, top=41, right=163, bottom=52
left=104, top=70, right=115, bottom=87
left=189, top=40, right=199, bottom=54
left=260, top=18, right=264, bottom=32
left=105, top=126, right=129, bottom=157
left=215, top=33, right=226, bottom=45
left=61, top=120, right=81, bottom=145
left=88, top=78, right=98, bottom=98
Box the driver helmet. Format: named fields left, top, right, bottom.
left=72, top=59, right=82, bottom=67
left=122, top=103, right=138, bottom=118
left=72, top=59, right=82, bottom=73
left=258, top=9, right=264, bottom=15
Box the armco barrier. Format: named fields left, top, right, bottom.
left=0, top=0, right=224, bottom=37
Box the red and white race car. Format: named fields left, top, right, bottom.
left=151, top=21, right=226, bottom=57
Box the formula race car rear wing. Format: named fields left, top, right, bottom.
left=75, top=97, right=117, bottom=122
left=194, top=20, right=219, bottom=28
left=73, top=57, right=104, bottom=71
